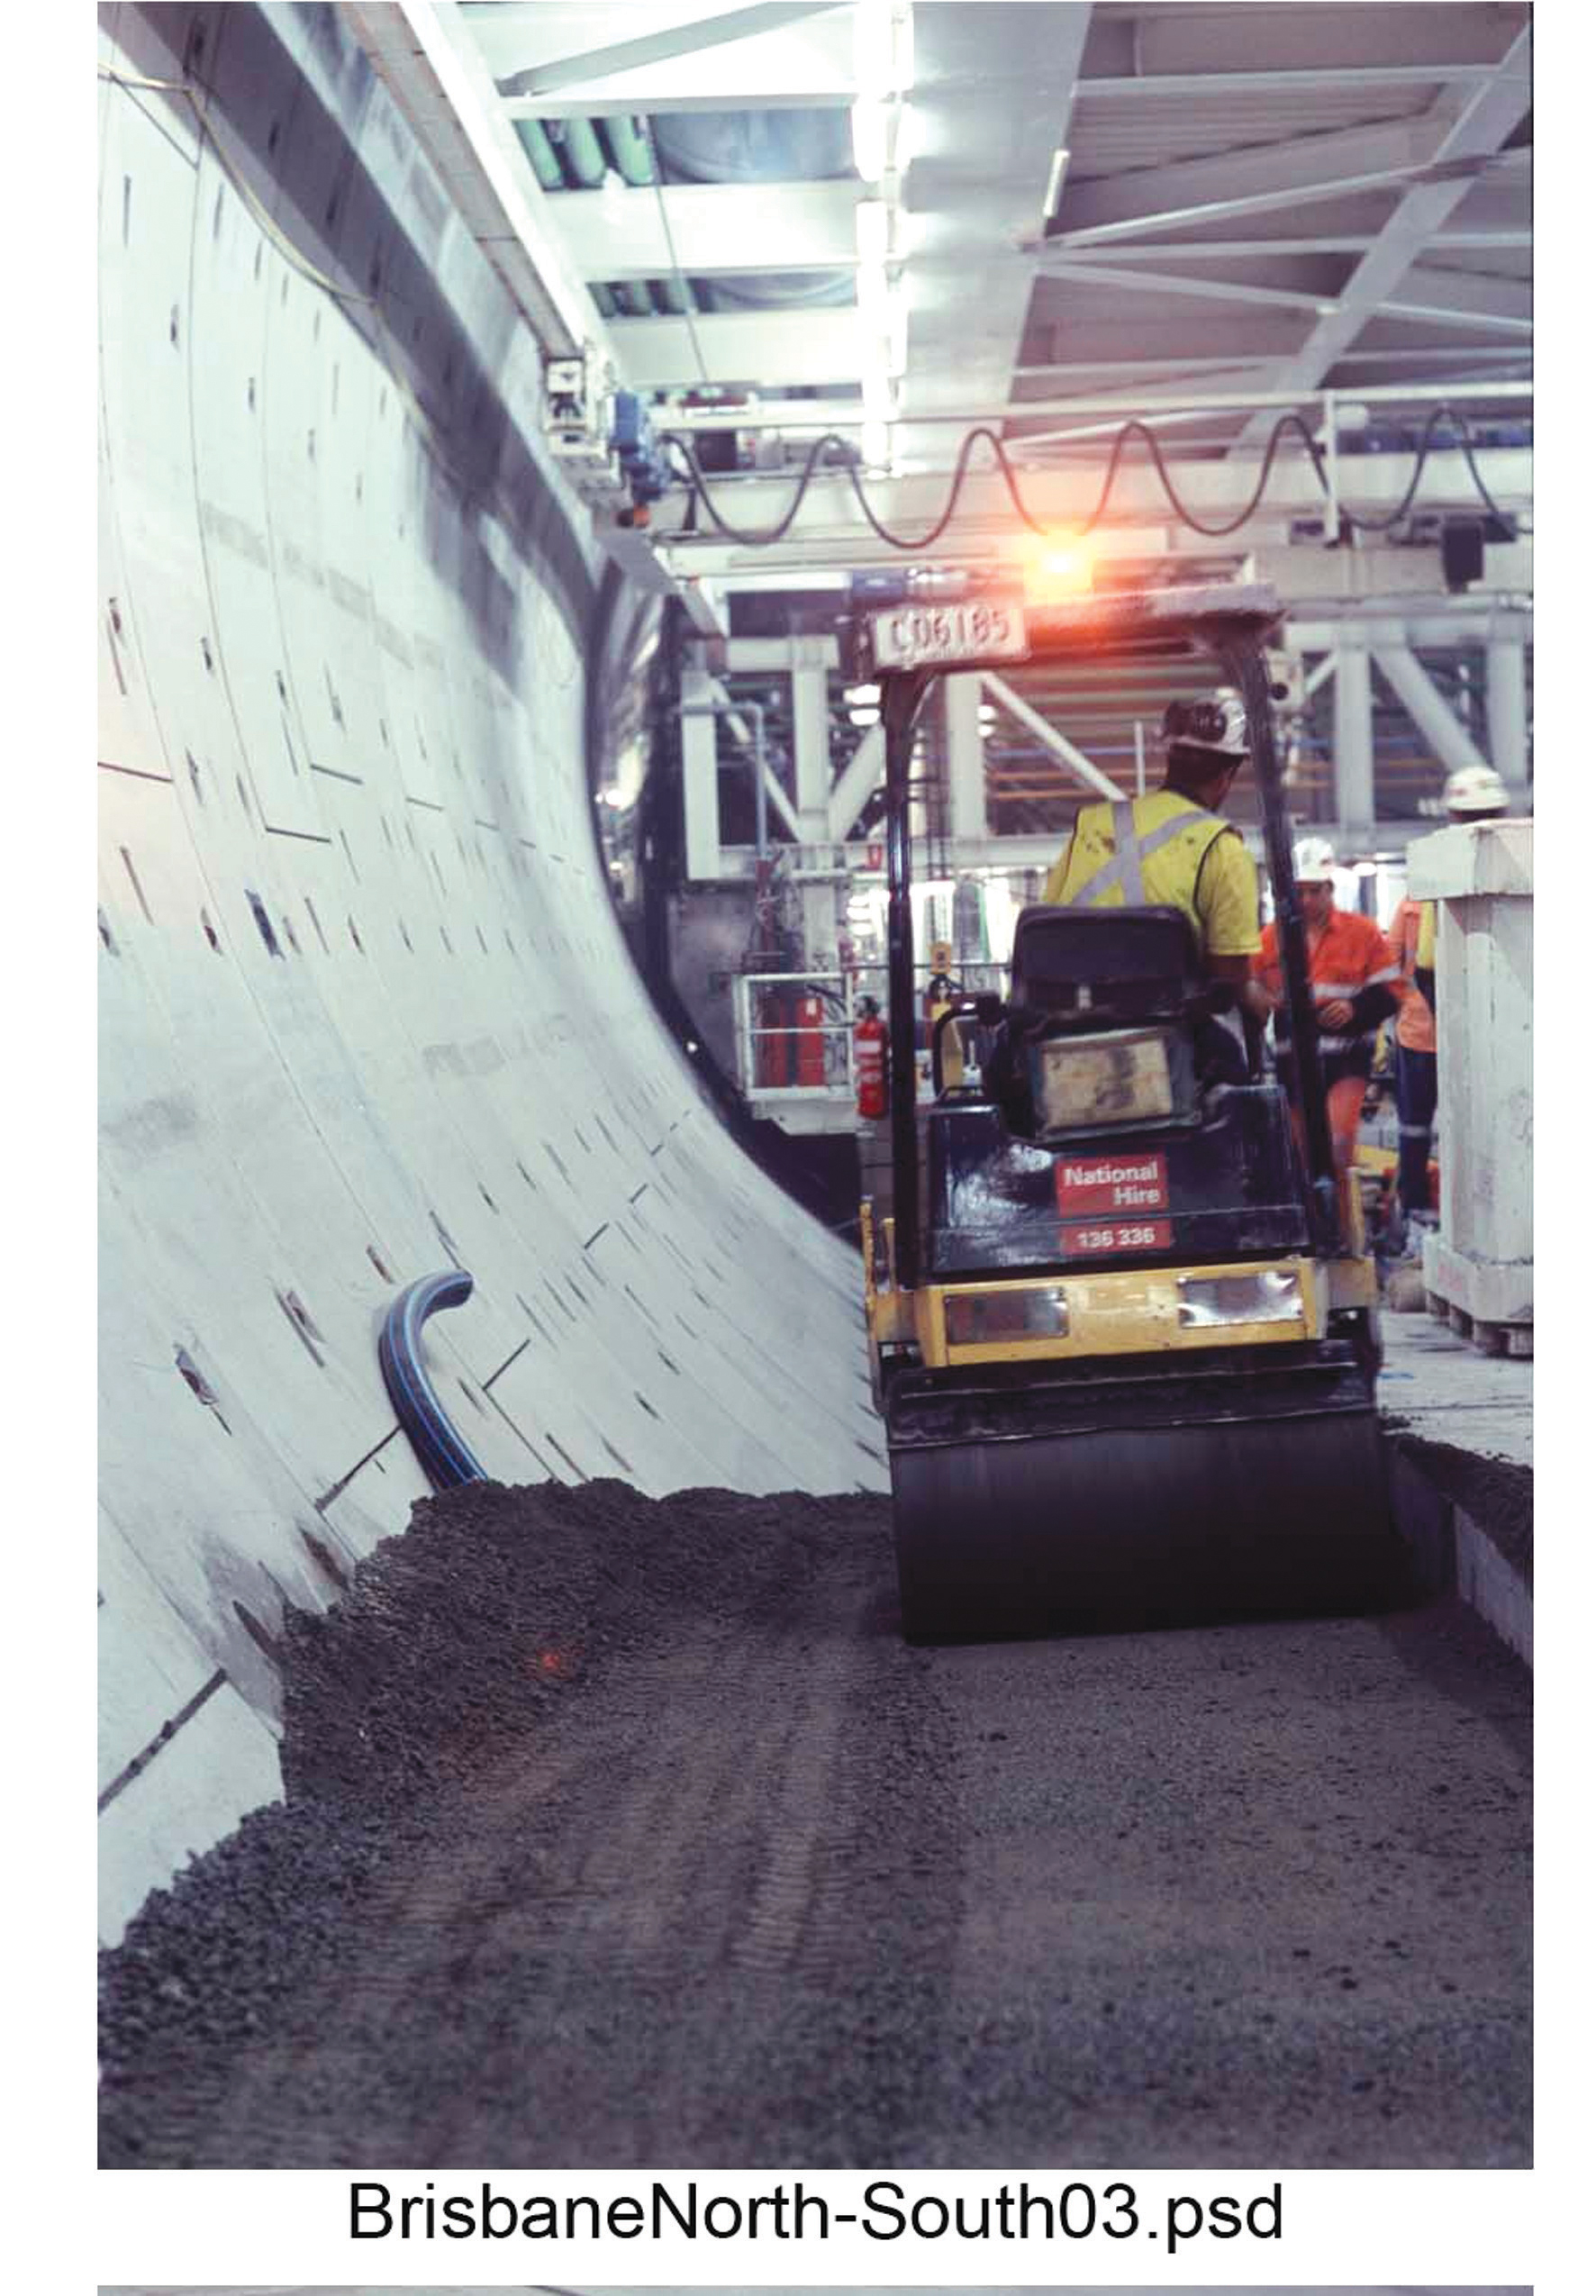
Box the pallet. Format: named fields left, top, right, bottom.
left=1427, top=1293, right=1533, bottom=1358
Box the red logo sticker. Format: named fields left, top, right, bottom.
left=1059, top=1217, right=1174, bottom=1257
left=1055, top=1150, right=1170, bottom=1216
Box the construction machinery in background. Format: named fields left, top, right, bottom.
left=848, top=583, right=1398, bottom=1638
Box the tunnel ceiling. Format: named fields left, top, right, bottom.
left=448, top=0, right=1531, bottom=483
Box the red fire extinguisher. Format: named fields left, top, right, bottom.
left=855, top=997, right=887, bottom=1119
left=795, top=989, right=827, bottom=1087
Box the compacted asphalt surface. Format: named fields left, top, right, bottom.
left=99, top=1479, right=1530, bottom=2166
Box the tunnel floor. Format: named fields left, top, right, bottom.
left=98, top=1478, right=1530, bottom=2167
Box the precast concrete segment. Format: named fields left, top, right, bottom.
left=96, top=2, right=884, bottom=1945
left=99, top=1483, right=1529, bottom=2168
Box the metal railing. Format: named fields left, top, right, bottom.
left=730, top=963, right=1007, bottom=1108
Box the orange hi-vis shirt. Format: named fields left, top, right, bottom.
left=1249, top=904, right=1402, bottom=1057
left=1391, top=895, right=1437, bottom=1055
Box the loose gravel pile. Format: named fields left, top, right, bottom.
left=100, top=1475, right=1530, bottom=2168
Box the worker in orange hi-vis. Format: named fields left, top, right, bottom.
left=1249, top=839, right=1404, bottom=1177
left=1389, top=888, right=1437, bottom=1229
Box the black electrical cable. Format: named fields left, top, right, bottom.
left=661, top=399, right=1522, bottom=551
left=378, top=1270, right=486, bottom=1490
left=1309, top=402, right=1453, bottom=535
left=1450, top=411, right=1520, bottom=529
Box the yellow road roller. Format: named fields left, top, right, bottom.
left=848, top=582, right=1395, bottom=1638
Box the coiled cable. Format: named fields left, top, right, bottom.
left=662, top=401, right=1524, bottom=551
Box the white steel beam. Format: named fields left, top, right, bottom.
left=1374, top=644, right=1492, bottom=778
left=1047, top=118, right=1455, bottom=250
left=1385, top=264, right=1534, bottom=329
left=1292, top=610, right=1532, bottom=650
left=791, top=640, right=836, bottom=963
left=709, top=674, right=801, bottom=839
left=611, top=308, right=863, bottom=388
left=1075, top=64, right=1519, bottom=99
left=1228, top=31, right=1532, bottom=448
left=1486, top=639, right=1528, bottom=787
left=722, top=638, right=840, bottom=672
left=791, top=645, right=833, bottom=836
left=1038, top=259, right=1532, bottom=335
left=979, top=676, right=1121, bottom=801
left=676, top=576, right=730, bottom=639
left=666, top=375, right=1531, bottom=431
left=1082, top=5, right=1525, bottom=79
left=946, top=676, right=988, bottom=842
left=1031, top=259, right=1331, bottom=314
left=1015, top=349, right=1531, bottom=380
left=550, top=180, right=862, bottom=278
left=1049, top=232, right=1532, bottom=263
left=828, top=724, right=884, bottom=842
left=681, top=663, right=726, bottom=881
left=899, top=4, right=1093, bottom=450
left=494, top=4, right=839, bottom=100
left=485, top=5, right=853, bottom=118
left=1333, top=644, right=1374, bottom=833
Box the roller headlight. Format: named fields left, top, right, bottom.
left=945, top=1286, right=1071, bottom=1346
left=1176, top=1267, right=1303, bottom=1328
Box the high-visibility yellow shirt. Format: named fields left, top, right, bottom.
left=1392, top=896, right=1436, bottom=1054
left=1045, top=788, right=1261, bottom=957
left=1415, top=898, right=1437, bottom=972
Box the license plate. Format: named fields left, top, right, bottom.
left=1059, top=1217, right=1174, bottom=1257
left=870, top=600, right=1029, bottom=671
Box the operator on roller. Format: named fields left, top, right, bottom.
left=1249, top=839, right=1402, bottom=1176
left=1044, top=689, right=1262, bottom=1078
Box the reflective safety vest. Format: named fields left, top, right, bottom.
left=1046, top=788, right=1254, bottom=957
left=1252, top=907, right=1402, bottom=1057
left=1392, top=896, right=1436, bottom=1055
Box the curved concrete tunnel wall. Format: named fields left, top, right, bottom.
left=96, top=2, right=885, bottom=1944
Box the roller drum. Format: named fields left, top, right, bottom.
left=887, top=1348, right=1396, bottom=1638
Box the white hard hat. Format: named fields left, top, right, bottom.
left=1442, top=764, right=1509, bottom=816
left=1292, top=836, right=1338, bottom=884
left=1162, top=689, right=1248, bottom=759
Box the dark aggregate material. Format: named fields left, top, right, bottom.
left=99, top=1477, right=1530, bottom=2167
left=1388, top=1430, right=1534, bottom=1584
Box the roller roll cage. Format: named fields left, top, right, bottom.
left=842, top=582, right=1338, bottom=1287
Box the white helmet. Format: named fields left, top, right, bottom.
left=1162, top=689, right=1248, bottom=760
left=1292, top=835, right=1338, bottom=884
left=1443, top=765, right=1509, bottom=817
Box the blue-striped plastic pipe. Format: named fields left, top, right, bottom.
left=378, top=1271, right=486, bottom=1490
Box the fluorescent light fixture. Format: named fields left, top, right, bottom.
left=848, top=705, right=881, bottom=727
left=856, top=0, right=895, bottom=99
left=855, top=197, right=891, bottom=266
left=856, top=256, right=890, bottom=329
left=852, top=95, right=888, bottom=182
left=853, top=0, right=912, bottom=179
left=1043, top=146, right=1070, bottom=220
left=846, top=684, right=881, bottom=705
left=887, top=288, right=909, bottom=377
left=861, top=369, right=896, bottom=421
